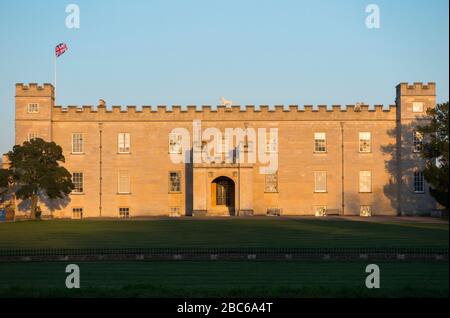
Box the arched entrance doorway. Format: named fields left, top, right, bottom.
left=211, top=176, right=235, bottom=216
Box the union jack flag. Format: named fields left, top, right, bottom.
left=55, top=43, right=68, bottom=57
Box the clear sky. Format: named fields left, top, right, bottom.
left=0, top=0, right=448, bottom=155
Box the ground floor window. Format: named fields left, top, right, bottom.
left=72, top=207, right=83, bottom=219
left=119, top=207, right=130, bottom=218
left=315, top=206, right=327, bottom=216
left=169, top=207, right=180, bottom=217
left=360, top=205, right=372, bottom=217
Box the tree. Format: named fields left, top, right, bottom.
left=0, top=168, right=10, bottom=202
left=418, top=102, right=449, bottom=210
left=6, top=138, right=74, bottom=219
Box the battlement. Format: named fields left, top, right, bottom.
left=53, top=103, right=395, bottom=114
left=16, top=83, right=55, bottom=97
left=396, top=82, right=436, bottom=96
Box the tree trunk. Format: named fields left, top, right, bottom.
left=30, top=195, right=38, bottom=220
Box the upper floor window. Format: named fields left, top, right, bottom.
left=72, top=133, right=84, bottom=154
left=359, top=170, right=372, bottom=193
left=314, top=132, right=326, bottom=153
left=413, top=171, right=424, bottom=193
left=359, top=132, right=371, bottom=153
left=72, top=172, right=84, bottom=193
left=265, top=130, right=278, bottom=153
left=27, top=103, right=39, bottom=113
left=413, top=131, right=423, bottom=153
left=169, top=171, right=181, bottom=193
left=27, top=132, right=39, bottom=141
left=169, top=133, right=182, bottom=154
left=265, top=173, right=278, bottom=193
left=118, top=133, right=131, bottom=153
left=412, top=102, right=424, bottom=113
left=118, top=170, right=131, bottom=194
left=314, top=171, right=327, bottom=192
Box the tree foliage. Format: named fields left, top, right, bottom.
left=418, top=102, right=449, bottom=210
left=6, top=138, right=74, bottom=219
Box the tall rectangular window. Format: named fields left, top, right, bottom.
left=314, top=171, right=327, bottom=192
left=118, top=133, right=131, bottom=153
left=359, top=132, right=371, bottom=153
left=413, top=131, right=423, bottom=153
left=314, top=132, right=326, bottom=152
left=265, top=173, right=278, bottom=193
left=359, top=170, right=372, bottom=193
left=119, top=207, right=130, bottom=218
left=72, top=172, right=84, bottom=193
left=265, top=130, right=278, bottom=153
left=27, top=103, right=39, bottom=113
left=27, top=132, right=39, bottom=141
left=169, top=171, right=181, bottom=193
left=72, top=133, right=84, bottom=154
left=413, top=171, right=424, bottom=193
left=118, top=170, right=131, bottom=194
left=169, top=133, right=182, bottom=154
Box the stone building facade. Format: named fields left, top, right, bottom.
left=7, top=82, right=437, bottom=218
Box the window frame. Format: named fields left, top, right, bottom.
left=117, top=170, right=131, bottom=194
left=413, top=171, right=425, bottom=193
left=27, top=132, right=39, bottom=141
left=413, top=130, right=423, bottom=153
left=264, top=173, right=278, bottom=193
left=412, top=102, right=424, bottom=113
left=314, top=132, right=327, bottom=153
left=359, top=170, right=372, bottom=193
left=265, top=130, right=278, bottom=154
left=118, top=132, right=131, bottom=154
left=118, top=207, right=130, bottom=218
left=71, top=133, right=84, bottom=154
left=359, top=132, right=372, bottom=153
left=169, top=133, right=183, bottom=154
left=314, top=171, right=327, bottom=193
left=72, top=172, right=84, bottom=194
left=72, top=207, right=83, bottom=219
left=27, top=103, right=39, bottom=114
left=168, top=171, right=182, bottom=193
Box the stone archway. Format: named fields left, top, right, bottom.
left=211, top=176, right=235, bottom=216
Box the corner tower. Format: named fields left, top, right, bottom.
left=395, top=82, right=436, bottom=215
left=15, top=83, right=54, bottom=145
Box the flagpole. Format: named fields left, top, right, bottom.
left=54, top=53, right=57, bottom=103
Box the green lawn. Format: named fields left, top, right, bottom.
left=0, top=261, right=447, bottom=297
left=0, top=218, right=448, bottom=249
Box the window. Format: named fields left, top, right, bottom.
left=72, top=133, right=84, bottom=154
left=27, top=103, right=39, bottom=113
left=119, top=207, right=130, bottom=218
left=359, top=171, right=372, bottom=193
left=360, top=205, right=372, bottom=217
left=118, top=133, right=130, bottom=153
left=314, top=171, right=327, bottom=192
left=412, top=102, right=424, bottom=113
left=413, top=131, right=423, bottom=153
left=169, top=207, right=180, bottom=217
left=118, top=170, right=131, bottom=194
left=265, top=173, right=278, bottom=193
left=314, top=132, right=326, bottom=152
left=413, top=171, right=424, bottom=193
left=169, top=133, right=182, bottom=154
left=72, top=207, right=83, bottom=219
left=359, top=132, right=371, bottom=153
left=27, top=132, right=39, bottom=141
left=169, top=171, right=181, bottom=193
left=72, top=172, right=84, bottom=193
left=265, top=130, right=278, bottom=153
left=315, top=206, right=327, bottom=216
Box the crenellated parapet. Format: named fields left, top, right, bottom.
left=16, top=83, right=55, bottom=98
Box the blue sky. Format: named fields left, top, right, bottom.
left=0, top=0, right=448, bottom=155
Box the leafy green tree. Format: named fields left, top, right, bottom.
left=418, top=102, right=449, bottom=210
left=6, top=138, right=74, bottom=219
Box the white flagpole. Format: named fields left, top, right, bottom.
left=54, top=53, right=57, bottom=103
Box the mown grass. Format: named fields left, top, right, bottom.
left=0, top=261, right=447, bottom=298
left=0, top=218, right=448, bottom=249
